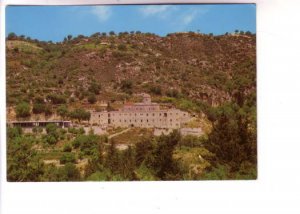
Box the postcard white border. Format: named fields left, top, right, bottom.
left=1, top=1, right=300, bottom=214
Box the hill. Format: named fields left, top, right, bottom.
left=6, top=31, right=256, bottom=119
left=6, top=31, right=257, bottom=181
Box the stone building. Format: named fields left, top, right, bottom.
left=90, top=93, right=191, bottom=129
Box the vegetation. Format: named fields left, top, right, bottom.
left=6, top=30, right=256, bottom=181
left=15, top=102, right=31, bottom=118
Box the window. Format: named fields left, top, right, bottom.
left=153, top=113, right=155, bottom=116
left=98, top=115, right=100, bottom=118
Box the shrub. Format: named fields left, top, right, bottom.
left=166, top=89, right=180, bottom=98
left=88, top=82, right=101, bottom=95
left=43, top=135, right=57, bottom=145
left=88, top=93, right=97, bottom=104
left=32, top=103, right=45, bottom=114
left=149, top=85, right=162, bottom=95
left=46, top=93, right=66, bottom=104
left=64, top=163, right=80, bottom=181
left=63, top=144, right=72, bottom=152
left=15, top=102, right=31, bottom=118
left=120, top=79, right=133, bottom=94
left=60, top=153, right=76, bottom=164
left=69, top=108, right=91, bottom=121
left=44, top=105, right=53, bottom=116
left=118, top=44, right=127, bottom=51
left=57, top=105, right=69, bottom=118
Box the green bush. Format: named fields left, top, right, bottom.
left=60, top=153, right=76, bottom=164
left=46, top=93, right=66, bottom=104
left=63, top=144, right=72, bottom=152
left=88, top=82, right=101, bottom=95
left=57, top=105, right=69, bottom=118
left=32, top=103, right=45, bottom=114
left=43, top=134, right=57, bottom=145
left=69, top=108, right=91, bottom=121
left=15, top=102, right=31, bottom=118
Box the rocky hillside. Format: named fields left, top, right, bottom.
left=6, top=31, right=256, bottom=114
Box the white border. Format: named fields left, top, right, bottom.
left=1, top=1, right=300, bottom=214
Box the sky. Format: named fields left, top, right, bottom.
left=6, top=4, right=256, bottom=42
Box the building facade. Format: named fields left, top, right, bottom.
left=90, top=94, right=191, bottom=129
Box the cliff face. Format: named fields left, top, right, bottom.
left=6, top=32, right=256, bottom=109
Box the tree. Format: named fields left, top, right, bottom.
left=47, top=93, right=66, bottom=104
left=91, top=32, right=100, bottom=37
left=63, top=143, right=72, bottom=152
left=32, top=103, right=45, bottom=114
left=206, top=101, right=257, bottom=172
left=120, top=146, right=136, bottom=180
left=69, top=108, right=91, bottom=121
left=44, top=105, right=53, bottom=116
left=57, top=105, right=69, bottom=118
left=7, top=127, right=22, bottom=139
left=7, top=135, right=44, bottom=181
left=105, top=140, right=119, bottom=173
left=64, top=163, right=81, bottom=181
left=135, top=137, right=154, bottom=166
left=146, top=131, right=181, bottom=180
left=46, top=123, right=58, bottom=135
left=67, top=35, right=73, bottom=41
left=15, top=102, right=31, bottom=118
left=120, top=79, right=133, bottom=94
left=88, top=82, right=101, bottom=94
left=7, top=32, right=17, bottom=40
left=109, top=31, right=115, bottom=36
left=166, top=89, right=180, bottom=98
left=88, top=93, right=97, bottom=104
left=149, top=85, right=162, bottom=95
left=60, top=153, right=76, bottom=164
left=43, top=123, right=59, bottom=144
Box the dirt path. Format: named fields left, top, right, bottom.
left=108, top=128, right=131, bottom=139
